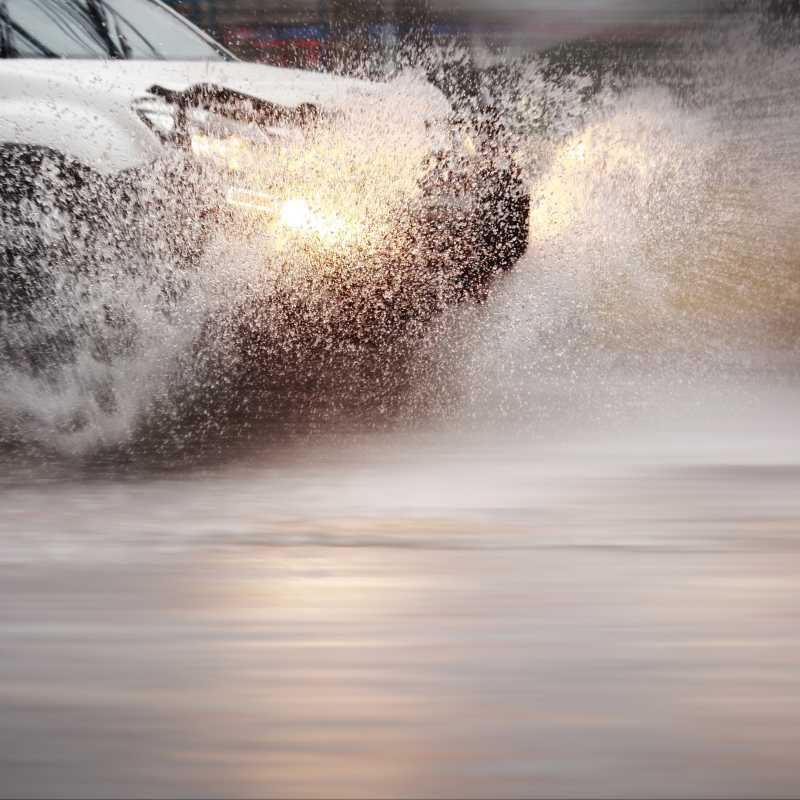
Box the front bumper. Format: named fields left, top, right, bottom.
left=123, top=140, right=530, bottom=349
left=213, top=154, right=529, bottom=289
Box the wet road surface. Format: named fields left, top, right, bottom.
left=2, top=378, right=800, bottom=798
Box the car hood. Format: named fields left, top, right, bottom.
left=6, top=59, right=388, bottom=111
left=0, top=59, right=451, bottom=173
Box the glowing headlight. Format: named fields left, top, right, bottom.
left=280, top=198, right=312, bottom=230
left=279, top=198, right=347, bottom=240
left=224, top=189, right=352, bottom=244
left=134, top=97, right=301, bottom=171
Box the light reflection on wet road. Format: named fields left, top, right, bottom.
left=2, top=379, right=800, bottom=798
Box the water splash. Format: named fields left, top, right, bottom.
left=410, top=13, right=800, bottom=422
left=1, top=10, right=799, bottom=457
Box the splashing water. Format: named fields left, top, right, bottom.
left=410, top=13, right=800, bottom=422
left=0, top=75, right=449, bottom=455
left=1, top=11, right=799, bottom=458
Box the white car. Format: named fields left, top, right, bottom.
left=0, top=0, right=529, bottom=359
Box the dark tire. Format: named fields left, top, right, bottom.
left=0, top=147, right=208, bottom=375
left=0, top=145, right=104, bottom=317
left=0, top=145, right=113, bottom=372
left=479, top=164, right=530, bottom=270
left=463, top=162, right=530, bottom=292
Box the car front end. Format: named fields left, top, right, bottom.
left=0, top=0, right=529, bottom=367
left=131, top=78, right=530, bottom=338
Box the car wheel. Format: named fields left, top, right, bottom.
left=455, top=164, right=530, bottom=299
left=0, top=145, right=112, bottom=371
left=0, top=145, right=104, bottom=315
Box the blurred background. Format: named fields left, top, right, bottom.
left=165, top=0, right=798, bottom=72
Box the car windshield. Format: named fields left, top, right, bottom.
left=0, top=0, right=230, bottom=60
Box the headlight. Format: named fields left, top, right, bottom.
left=133, top=97, right=302, bottom=172
left=134, top=98, right=177, bottom=137
left=279, top=198, right=314, bottom=230
left=224, top=188, right=354, bottom=245
left=278, top=198, right=348, bottom=240
left=133, top=94, right=358, bottom=248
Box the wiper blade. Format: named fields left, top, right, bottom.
left=85, top=0, right=128, bottom=59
